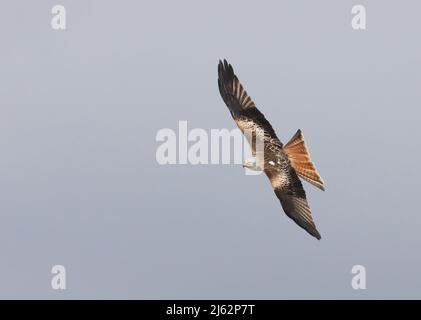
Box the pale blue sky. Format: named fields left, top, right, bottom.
left=0, top=0, right=420, bottom=299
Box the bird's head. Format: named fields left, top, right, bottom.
left=243, top=158, right=263, bottom=171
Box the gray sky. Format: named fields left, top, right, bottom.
left=0, top=0, right=420, bottom=299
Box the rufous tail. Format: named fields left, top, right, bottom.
left=284, top=129, right=325, bottom=191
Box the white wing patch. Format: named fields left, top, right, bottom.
left=268, top=171, right=289, bottom=189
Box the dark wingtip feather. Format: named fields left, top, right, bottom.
left=304, top=224, right=322, bottom=240
left=218, top=59, right=236, bottom=86
left=306, top=225, right=322, bottom=240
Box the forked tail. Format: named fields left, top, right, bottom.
left=283, top=129, right=325, bottom=191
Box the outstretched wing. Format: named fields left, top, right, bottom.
left=217, top=59, right=279, bottom=141
left=268, top=166, right=322, bottom=240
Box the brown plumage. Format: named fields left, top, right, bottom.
left=217, top=59, right=325, bottom=240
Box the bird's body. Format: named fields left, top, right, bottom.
left=217, top=60, right=325, bottom=240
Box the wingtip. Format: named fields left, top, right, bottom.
left=309, top=225, right=322, bottom=240
left=223, top=59, right=232, bottom=73
left=218, top=59, right=236, bottom=84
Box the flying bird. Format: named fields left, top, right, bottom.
left=217, top=60, right=325, bottom=240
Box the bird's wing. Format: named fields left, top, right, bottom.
left=218, top=59, right=280, bottom=141
left=268, top=166, right=322, bottom=240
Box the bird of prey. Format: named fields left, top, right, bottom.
left=217, top=60, right=325, bottom=240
